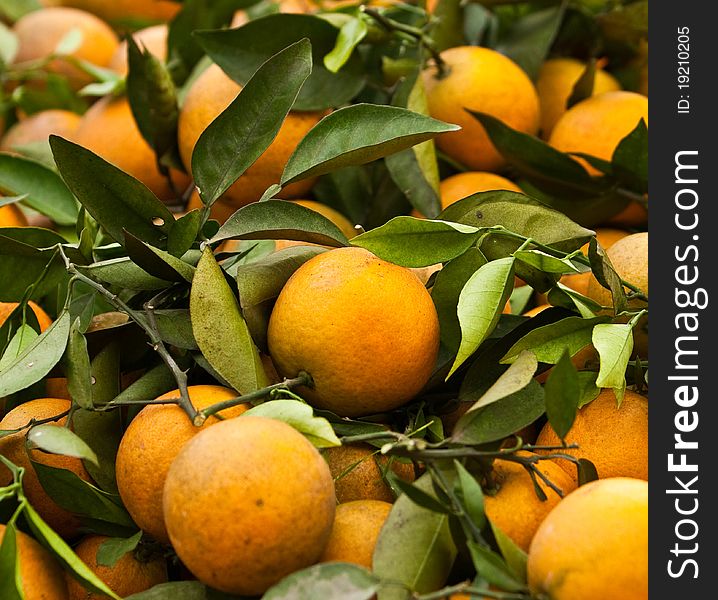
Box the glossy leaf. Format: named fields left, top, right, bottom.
left=190, top=248, right=268, bottom=394
left=96, top=531, right=143, bottom=568
left=193, top=39, right=313, bottom=205
left=244, top=400, right=341, bottom=448
left=195, top=14, right=366, bottom=110
left=280, top=104, right=460, bottom=186
left=49, top=136, right=174, bottom=247
left=27, top=425, right=98, bottom=466
left=544, top=350, right=580, bottom=440
left=263, top=563, right=380, bottom=600
left=351, top=217, right=479, bottom=268
left=449, top=257, right=515, bottom=378
left=592, top=323, right=633, bottom=403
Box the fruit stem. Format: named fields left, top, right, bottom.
left=0, top=410, right=70, bottom=436
left=193, top=371, right=313, bottom=427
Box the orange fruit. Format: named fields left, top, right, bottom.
left=604, top=200, right=648, bottom=228
left=412, top=171, right=522, bottom=218
left=536, top=58, right=621, bottom=138
left=319, top=500, right=392, bottom=568
left=535, top=389, right=648, bottom=483
left=0, top=301, right=53, bottom=332
left=178, top=63, right=324, bottom=208
left=528, top=478, right=648, bottom=600
left=12, top=8, right=119, bottom=90
left=108, top=24, right=168, bottom=75
left=66, top=535, right=167, bottom=599
left=0, top=110, right=82, bottom=153
left=74, top=96, right=191, bottom=203
left=586, top=232, right=648, bottom=357
left=323, top=443, right=415, bottom=503
left=0, top=398, right=91, bottom=538
left=523, top=304, right=550, bottom=317
left=484, top=453, right=577, bottom=551
left=0, top=524, right=69, bottom=600
left=163, top=416, right=336, bottom=596
left=44, top=0, right=180, bottom=24
left=267, top=247, right=440, bottom=416
left=115, top=385, right=247, bottom=544
left=548, top=91, right=648, bottom=176
left=0, top=204, right=28, bottom=227
left=423, top=46, right=540, bottom=172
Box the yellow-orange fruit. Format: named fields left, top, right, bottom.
left=604, top=200, right=648, bottom=228
left=12, top=8, right=118, bottom=90
left=536, top=58, right=621, bottom=138
left=0, top=204, right=29, bottom=227
left=0, top=398, right=91, bottom=538
left=109, top=24, right=168, bottom=75
left=0, top=301, right=52, bottom=332
left=424, top=46, right=540, bottom=172
left=1, top=110, right=82, bottom=153
left=178, top=63, right=323, bottom=207
left=44, top=0, right=180, bottom=24
left=74, top=96, right=190, bottom=203
left=323, top=443, right=415, bottom=503
left=66, top=535, right=168, bottom=599
left=267, top=247, right=440, bottom=416
left=0, top=524, right=69, bottom=600
left=528, top=478, right=648, bottom=600
left=163, top=416, right=336, bottom=596
left=319, top=500, right=392, bottom=568
left=536, top=389, right=648, bottom=483
left=115, top=386, right=247, bottom=544
left=523, top=304, right=550, bottom=317
left=484, top=453, right=577, bottom=551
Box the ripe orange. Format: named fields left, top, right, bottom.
left=73, top=96, right=191, bottom=203
left=535, top=389, right=648, bottom=482
left=66, top=535, right=168, bottom=599
left=548, top=91, right=648, bottom=176
left=178, top=63, right=324, bottom=207
left=43, top=0, right=180, bottom=24
left=115, top=385, right=247, bottom=544
left=108, top=24, right=168, bottom=75
left=536, top=58, right=621, bottom=138
left=604, top=200, right=648, bottom=228
left=0, top=398, right=91, bottom=538
left=319, top=500, right=392, bottom=568
left=0, top=301, right=53, bottom=332
left=523, top=304, right=550, bottom=317
left=423, top=46, right=540, bottom=172
left=0, top=205, right=28, bottom=227
left=586, top=232, right=648, bottom=357
left=323, top=443, right=415, bottom=503
left=484, top=453, right=577, bottom=552
left=12, top=8, right=119, bottom=90
left=0, top=524, right=69, bottom=600
left=528, top=478, right=648, bottom=600
left=1, top=110, right=82, bottom=153
left=163, top=416, right=336, bottom=596
left=267, top=247, right=440, bottom=416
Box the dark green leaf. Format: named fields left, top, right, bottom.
left=576, top=371, right=601, bottom=408
left=0, top=154, right=78, bottom=226
left=490, top=521, right=528, bottom=584
left=244, top=400, right=340, bottom=448
left=544, top=350, right=580, bottom=440
left=167, top=210, right=203, bottom=258
left=193, top=39, right=313, bottom=205
left=567, top=58, right=597, bottom=109
left=110, top=363, right=176, bottom=406
left=351, top=217, right=479, bottom=268
left=96, top=531, right=143, bottom=568
left=49, top=136, right=174, bottom=247
left=124, top=232, right=195, bottom=283
left=125, top=581, right=215, bottom=599
left=264, top=562, right=380, bottom=600
left=0, top=521, right=23, bottom=600
left=65, top=317, right=93, bottom=409
left=587, top=238, right=628, bottom=312
left=467, top=541, right=525, bottom=592
left=453, top=461, right=486, bottom=530
left=280, top=104, right=459, bottom=186
left=431, top=0, right=466, bottom=51
left=577, top=458, right=599, bottom=486
left=387, top=475, right=451, bottom=515
left=154, top=310, right=198, bottom=350
left=596, top=1, right=648, bottom=44
left=611, top=120, right=648, bottom=194
left=195, top=13, right=366, bottom=111
left=82, top=258, right=172, bottom=291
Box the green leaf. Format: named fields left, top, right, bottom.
left=611, top=119, right=648, bottom=194
left=211, top=200, right=350, bottom=247
left=587, top=238, right=628, bottom=312
left=513, top=250, right=581, bottom=275
left=373, top=473, right=457, bottom=600
left=125, top=582, right=213, bottom=599
left=453, top=460, right=486, bottom=530
left=153, top=310, right=198, bottom=350
left=544, top=350, right=580, bottom=440
left=596, top=0, right=648, bottom=44
left=0, top=154, right=79, bottom=226
left=243, top=400, right=340, bottom=448
left=124, top=232, right=195, bottom=283
left=324, top=16, right=368, bottom=74
left=264, top=562, right=379, bottom=600
left=167, top=210, right=202, bottom=258
left=577, top=458, right=599, bottom=486
left=0, top=521, right=23, bottom=600
left=431, top=0, right=466, bottom=51
left=195, top=13, right=366, bottom=111
left=592, top=323, right=633, bottom=404
left=490, top=520, right=528, bottom=584
left=387, top=476, right=451, bottom=515
left=467, top=541, right=525, bottom=592
left=27, top=425, right=98, bottom=466
left=0, top=310, right=71, bottom=397
left=567, top=59, right=597, bottom=109
left=280, top=104, right=460, bottom=186
left=431, top=247, right=487, bottom=351
left=23, top=503, right=122, bottom=600
left=110, top=363, right=176, bottom=406
left=576, top=371, right=601, bottom=408
left=500, top=316, right=609, bottom=365
left=193, top=39, right=313, bottom=205
left=96, top=531, right=143, bottom=568
left=0, top=21, right=18, bottom=65
left=0, top=324, right=38, bottom=371
left=65, top=318, right=93, bottom=410
left=351, top=217, right=478, bottom=268
left=49, top=136, right=174, bottom=247
left=452, top=380, right=545, bottom=445
left=449, top=257, right=515, bottom=378
left=190, top=248, right=268, bottom=394
left=82, top=258, right=172, bottom=291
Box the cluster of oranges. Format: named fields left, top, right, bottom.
left=1, top=1, right=648, bottom=599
